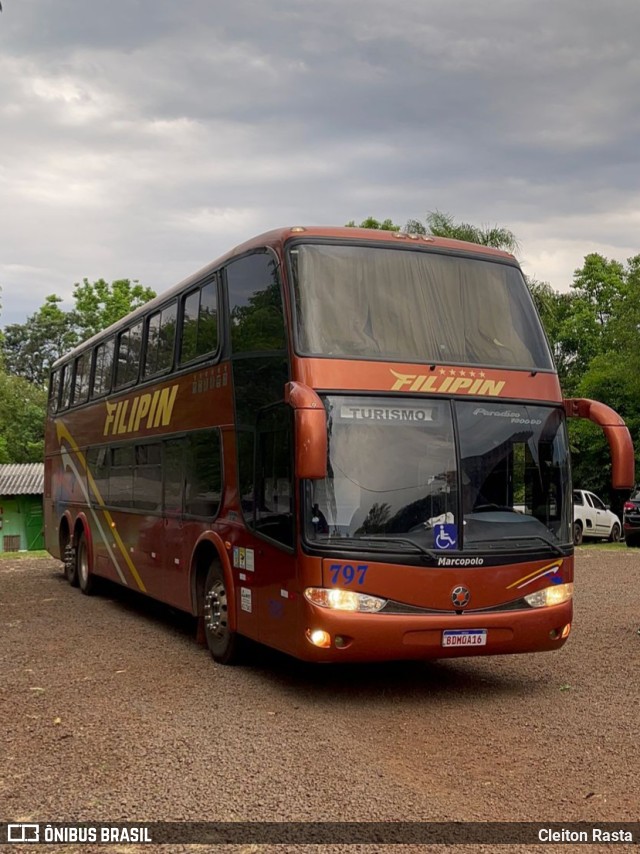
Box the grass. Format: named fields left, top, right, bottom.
left=0, top=550, right=51, bottom=560
left=577, top=540, right=629, bottom=551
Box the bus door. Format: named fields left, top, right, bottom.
left=251, top=405, right=298, bottom=649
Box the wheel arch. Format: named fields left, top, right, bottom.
left=189, top=532, right=237, bottom=631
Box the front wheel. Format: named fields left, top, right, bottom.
left=573, top=522, right=583, bottom=546
left=609, top=523, right=621, bottom=543
left=202, top=563, right=244, bottom=665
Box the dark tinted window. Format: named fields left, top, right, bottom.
left=179, top=280, right=218, bottom=363
left=163, top=439, right=184, bottom=515
left=184, top=430, right=222, bottom=517
left=110, top=445, right=134, bottom=506
left=144, top=302, right=177, bottom=377
left=48, top=370, right=60, bottom=414
left=226, top=253, right=285, bottom=352
left=93, top=338, right=115, bottom=398
left=133, top=442, right=162, bottom=511
left=60, top=363, right=72, bottom=410
left=115, top=322, right=143, bottom=388
left=72, top=352, right=90, bottom=405
left=573, top=491, right=584, bottom=505
left=255, top=406, right=294, bottom=547
left=87, top=447, right=109, bottom=503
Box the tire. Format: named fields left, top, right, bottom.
left=608, top=523, right=621, bottom=543
left=77, top=531, right=98, bottom=595
left=626, top=534, right=640, bottom=548
left=573, top=521, right=583, bottom=546
left=202, top=563, right=244, bottom=665
left=64, top=541, right=79, bottom=587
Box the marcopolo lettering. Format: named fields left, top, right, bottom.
left=103, top=384, right=179, bottom=437
left=437, top=557, right=484, bottom=567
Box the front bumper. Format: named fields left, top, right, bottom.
left=295, top=600, right=573, bottom=663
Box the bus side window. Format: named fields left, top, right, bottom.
left=59, top=363, right=72, bottom=411
left=184, top=429, right=222, bottom=517
left=226, top=252, right=286, bottom=354
left=144, top=302, right=177, bottom=377
left=254, top=405, right=294, bottom=548
left=115, top=321, right=143, bottom=388
left=87, top=447, right=109, bottom=504
left=72, top=351, right=90, bottom=406
left=179, top=280, right=218, bottom=364
left=163, top=438, right=185, bottom=516
left=92, top=338, right=115, bottom=398
left=48, top=369, right=60, bottom=414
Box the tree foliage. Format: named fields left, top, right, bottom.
left=1, top=279, right=156, bottom=387
left=0, top=277, right=156, bottom=464
left=0, top=371, right=47, bottom=463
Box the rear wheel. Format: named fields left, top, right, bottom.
left=626, top=534, right=640, bottom=548
left=77, top=531, right=98, bottom=595
left=609, top=523, right=621, bottom=543
left=202, top=563, right=243, bottom=665
left=573, top=521, right=583, bottom=546
left=64, top=541, right=79, bottom=586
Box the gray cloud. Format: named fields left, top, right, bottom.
left=1, top=0, right=639, bottom=325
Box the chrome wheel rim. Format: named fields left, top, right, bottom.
left=204, top=580, right=228, bottom=640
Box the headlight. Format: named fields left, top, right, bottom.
left=524, top=582, right=574, bottom=609
left=304, top=587, right=386, bottom=612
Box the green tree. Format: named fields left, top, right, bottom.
left=345, top=217, right=401, bottom=231
left=1, top=295, right=79, bottom=386
left=409, top=210, right=520, bottom=253
left=73, top=278, right=156, bottom=339
left=0, top=371, right=47, bottom=463
left=1, top=279, right=156, bottom=387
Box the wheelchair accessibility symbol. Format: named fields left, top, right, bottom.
left=435, top=523, right=458, bottom=550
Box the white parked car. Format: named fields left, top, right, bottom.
left=573, top=489, right=621, bottom=545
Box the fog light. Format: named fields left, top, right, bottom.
left=306, top=628, right=331, bottom=648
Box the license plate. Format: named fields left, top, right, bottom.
left=442, top=629, right=487, bottom=648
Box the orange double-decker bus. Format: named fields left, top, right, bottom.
left=44, top=226, right=635, bottom=664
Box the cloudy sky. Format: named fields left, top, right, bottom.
left=1, top=0, right=639, bottom=327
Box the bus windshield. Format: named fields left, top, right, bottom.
left=290, top=243, right=553, bottom=370
left=304, top=397, right=572, bottom=553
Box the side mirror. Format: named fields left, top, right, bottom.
left=285, top=382, right=328, bottom=480
left=563, top=398, right=635, bottom=490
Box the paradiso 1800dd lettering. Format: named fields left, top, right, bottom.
left=390, top=370, right=506, bottom=396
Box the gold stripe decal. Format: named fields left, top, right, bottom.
left=55, top=420, right=147, bottom=593
left=508, top=560, right=563, bottom=590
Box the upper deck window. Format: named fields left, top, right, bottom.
left=179, top=281, right=218, bottom=364
left=92, top=337, right=115, bottom=398
left=290, top=244, right=553, bottom=371
left=115, top=321, right=143, bottom=388
left=145, top=302, right=177, bottom=377
left=72, top=351, right=90, bottom=406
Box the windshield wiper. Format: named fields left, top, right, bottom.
left=479, top=534, right=565, bottom=556
left=357, top=535, right=437, bottom=559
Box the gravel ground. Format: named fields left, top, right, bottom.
left=1, top=549, right=639, bottom=854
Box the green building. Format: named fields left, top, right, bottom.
left=0, top=464, right=45, bottom=552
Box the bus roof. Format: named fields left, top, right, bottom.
left=52, top=226, right=518, bottom=369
